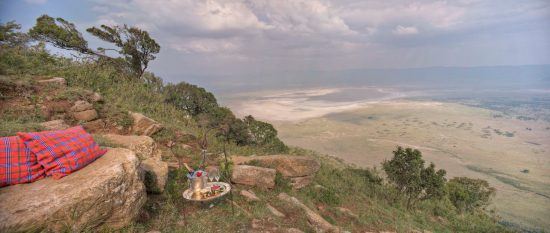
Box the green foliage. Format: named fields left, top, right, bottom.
left=274, top=172, right=292, bottom=192
left=29, top=15, right=94, bottom=55
left=447, top=177, right=496, bottom=213
left=163, top=82, right=218, bottom=116
left=0, top=21, right=29, bottom=46
left=305, top=185, right=341, bottom=206
left=86, top=24, right=160, bottom=77
left=382, top=146, right=447, bottom=209
left=244, top=115, right=289, bottom=153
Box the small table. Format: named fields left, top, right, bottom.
left=182, top=182, right=231, bottom=203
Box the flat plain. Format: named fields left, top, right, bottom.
left=272, top=100, right=550, bottom=230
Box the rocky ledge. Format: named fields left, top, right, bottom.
left=0, top=148, right=146, bottom=232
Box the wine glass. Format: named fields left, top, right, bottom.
left=207, top=170, right=214, bottom=182
left=214, top=168, right=220, bottom=182
left=211, top=168, right=220, bottom=182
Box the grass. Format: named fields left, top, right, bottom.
left=0, top=40, right=513, bottom=233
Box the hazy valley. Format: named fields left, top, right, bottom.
left=224, top=86, right=550, bottom=230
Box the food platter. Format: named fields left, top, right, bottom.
left=182, top=182, right=231, bottom=202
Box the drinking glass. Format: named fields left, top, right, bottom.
left=211, top=168, right=220, bottom=182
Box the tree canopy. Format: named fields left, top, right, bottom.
left=28, top=15, right=160, bottom=77
left=29, top=15, right=94, bottom=55
left=382, top=146, right=447, bottom=208
left=87, top=25, right=160, bottom=77
left=447, top=177, right=495, bottom=213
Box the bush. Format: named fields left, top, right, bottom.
left=382, top=146, right=447, bottom=209
left=447, top=177, right=495, bottom=213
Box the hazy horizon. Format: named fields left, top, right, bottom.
left=2, top=0, right=549, bottom=86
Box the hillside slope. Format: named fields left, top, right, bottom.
left=0, top=23, right=511, bottom=232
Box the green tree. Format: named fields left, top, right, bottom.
left=382, top=146, right=447, bottom=209
left=0, top=21, right=28, bottom=47
left=163, top=82, right=219, bottom=116
left=29, top=15, right=95, bottom=55
left=86, top=24, right=160, bottom=77
left=447, top=177, right=495, bottom=213
left=244, top=115, right=288, bottom=153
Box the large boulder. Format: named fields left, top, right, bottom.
left=70, top=100, right=98, bottom=122
left=37, top=77, right=66, bottom=87
left=70, top=100, right=94, bottom=112
left=141, top=157, right=168, bottom=193
left=130, top=112, right=163, bottom=136
left=73, top=109, right=98, bottom=122
left=233, top=155, right=320, bottom=177
left=233, top=155, right=320, bottom=189
left=101, top=134, right=161, bottom=160
left=231, top=165, right=276, bottom=189
left=277, top=193, right=339, bottom=233
left=100, top=134, right=168, bottom=193
left=0, top=148, right=146, bottom=232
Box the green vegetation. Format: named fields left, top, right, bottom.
left=447, top=177, right=496, bottom=213
left=383, top=146, right=447, bottom=209
left=0, top=19, right=510, bottom=232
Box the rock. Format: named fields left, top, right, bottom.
left=130, top=112, right=163, bottom=136
left=73, top=109, right=98, bottom=122
left=141, top=157, right=168, bottom=193
left=277, top=193, right=338, bottom=233
left=37, top=77, right=66, bottom=87
left=99, top=134, right=167, bottom=193
left=266, top=204, right=285, bottom=217
left=233, top=155, right=321, bottom=177
left=286, top=228, right=305, bottom=233
left=101, top=134, right=161, bottom=160
left=0, top=148, right=146, bottom=232
left=39, top=119, right=69, bottom=131
left=70, top=100, right=94, bottom=112
left=240, top=190, right=260, bottom=201
left=90, top=92, right=103, bottom=102
left=232, top=165, right=276, bottom=189
left=83, top=119, right=106, bottom=132
left=336, top=207, right=358, bottom=219
left=290, top=175, right=315, bottom=189
left=166, top=159, right=180, bottom=170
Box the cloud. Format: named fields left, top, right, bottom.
left=83, top=0, right=550, bottom=76
left=170, top=38, right=241, bottom=54
left=393, top=25, right=419, bottom=35
left=24, top=0, right=47, bottom=4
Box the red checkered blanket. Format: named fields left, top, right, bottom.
left=0, top=136, right=45, bottom=187
left=18, top=126, right=107, bottom=179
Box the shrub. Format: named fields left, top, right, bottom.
left=447, top=177, right=495, bottom=213
left=382, top=146, right=447, bottom=209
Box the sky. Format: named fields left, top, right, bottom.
left=1, top=0, right=549, bottom=84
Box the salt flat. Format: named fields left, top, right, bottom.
left=269, top=100, right=550, bottom=230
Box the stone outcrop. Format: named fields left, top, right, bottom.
left=290, top=175, right=315, bottom=190
left=0, top=148, right=146, bottom=232
left=266, top=204, right=285, bottom=217
left=278, top=193, right=339, bottom=233
left=240, top=190, right=260, bottom=202
left=37, top=77, right=66, bottom=87
left=141, top=157, right=168, bottom=194
left=130, top=112, right=163, bottom=136
left=39, top=119, right=69, bottom=131
left=231, top=165, right=276, bottom=189
left=100, top=134, right=168, bottom=193
left=70, top=100, right=98, bottom=122
left=101, top=134, right=160, bottom=160
left=70, top=100, right=94, bottom=112
left=233, top=155, right=321, bottom=189
left=233, top=155, right=320, bottom=177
